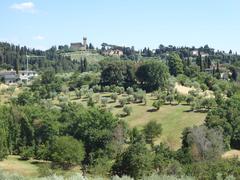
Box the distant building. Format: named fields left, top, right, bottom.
left=0, top=70, right=18, bottom=84
left=190, top=50, right=209, bottom=58
left=200, top=52, right=209, bottom=58
left=191, top=50, right=199, bottom=56
left=19, top=70, right=38, bottom=83
left=0, top=70, right=38, bottom=84
left=103, top=49, right=123, bottom=57
left=70, top=37, right=87, bottom=51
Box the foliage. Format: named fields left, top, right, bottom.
left=181, top=126, right=224, bottom=161
left=111, top=93, right=118, bottom=102
left=136, top=61, right=169, bottom=91
left=143, top=121, right=162, bottom=146
left=119, top=98, right=127, bottom=107
left=112, top=141, right=154, bottom=179
left=123, top=106, right=133, bottom=116
left=152, top=99, right=164, bottom=110
left=168, top=52, right=184, bottom=76
left=50, top=136, right=85, bottom=168
left=205, top=96, right=240, bottom=149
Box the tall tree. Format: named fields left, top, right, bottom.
left=167, top=52, right=184, bottom=76
left=136, top=61, right=169, bottom=91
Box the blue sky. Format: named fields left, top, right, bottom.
left=0, top=0, right=239, bottom=52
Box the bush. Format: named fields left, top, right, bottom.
left=123, top=106, right=133, bottom=116
left=185, top=95, right=194, bottom=105
left=119, top=98, right=127, bottom=107
left=87, top=96, right=95, bottom=107
left=75, top=89, right=82, bottom=99
left=152, top=100, right=164, bottom=110
left=102, top=85, right=110, bottom=92
left=19, top=146, right=34, bottom=160
left=112, top=141, right=154, bottom=179
left=175, top=93, right=185, bottom=105
left=165, top=95, right=174, bottom=104
left=127, top=95, right=134, bottom=104
left=181, top=126, right=224, bottom=161
left=92, top=85, right=101, bottom=93
left=50, top=136, right=85, bottom=169
left=133, top=89, right=146, bottom=103
left=176, top=74, right=188, bottom=86
left=200, top=84, right=208, bottom=91
left=111, top=93, right=118, bottom=102
left=115, top=86, right=125, bottom=94
left=143, top=120, right=162, bottom=146
left=101, top=97, right=108, bottom=107
left=126, top=87, right=134, bottom=95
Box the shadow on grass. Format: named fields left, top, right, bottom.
left=181, top=103, right=190, bottom=106
left=119, top=113, right=128, bottom=118
left=147, top=108, right=158, bottom=112
left=115, top=105, right=123, bottom=108
left=183, top=109, right=208, bottom=113
left=183, top=109, right=193, bottom=113
left=71, top=97, right=80, bottom=100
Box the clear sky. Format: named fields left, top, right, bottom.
left=0, top=0, right=239, bottom=52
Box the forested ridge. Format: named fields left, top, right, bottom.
left=0, top=42, right=80, bottom=72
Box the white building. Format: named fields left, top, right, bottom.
left=18, top=71, right=38, bottom=83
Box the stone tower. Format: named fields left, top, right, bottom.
left=83, top=37, right=87, bottom=49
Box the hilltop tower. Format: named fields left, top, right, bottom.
left=83, top=37, right=87, bottom=49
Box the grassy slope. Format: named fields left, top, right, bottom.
left=62, top=50, right=105, bottom=63
left=114, top=95, right=206, bottom=150
left=0, top=155, right=39, bottom=177
left=68, top=93, right=206, bottom=150
left=0, top=155, right=81, bottom=178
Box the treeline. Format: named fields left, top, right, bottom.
left=0, top=42, right=81, bottom=72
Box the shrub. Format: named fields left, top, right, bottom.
left=143, top=120, right=162, bottom=146
left=75, top=89, right=82, bottom=99
left=175, top=93, right=185, bottom=105
left=111, top=93, right=118, bottom=102
left=123, top=106, right=133, bottom=116
left=116, top=86, right=125, bottom=94
left=112, top=141, right=154, bottom=179
left=152, top=100, right=164, bottom=110
left=165, top=95, right=174, bottom=104
left=119, top=98, right=127, bottom=107
left=177, top=74, right=188, bottom=86
left=127, top=95, right=134, bottom=104
left=133, top=89, right=146, bottom=103
left=200, top=84, right=208, bottom=91
left=19, top=146, right=34, bottom=160
left=126, top=87, right=134, bottom=95
left=50, top=136, right=85, bottom=169
left=102, top=85, right=110, bottom=92
left=181, top=126, right=224, bottom=161
left=92, top=85, right=101, bottom=93
left=87, top=96, right=95, bottom=107
left=186, top=95, right=194, bottom=105
left=101, top=97, right=108, bottom=107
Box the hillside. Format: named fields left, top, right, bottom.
left=62, top=50, right=105, bottom=63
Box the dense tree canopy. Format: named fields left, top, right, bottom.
left=167, top=52, right=184, bottom=76
left=136, top=61, right=169, bottom=91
